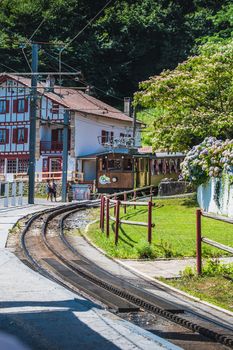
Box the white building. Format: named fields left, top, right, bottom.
left=0, top=74, right=141, bottom=182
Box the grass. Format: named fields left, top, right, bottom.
left=162, top=260, right=233, bottom=311
left=85, top=195, right=233, bottom=259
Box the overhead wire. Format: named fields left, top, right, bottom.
left=58, top=0, right=114, bottom=94
left=21, top=48, right=32, bottom=72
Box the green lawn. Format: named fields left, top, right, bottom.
left=162, top=260, right=233, bottom=311
left=86, top=196, right=233, bottom=259
left=163, top=275, right=233, bottom=311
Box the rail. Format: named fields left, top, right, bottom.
left=196, top=209, right=233, bottom=274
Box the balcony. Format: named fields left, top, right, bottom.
left=40, top=141, right=63, bottom=153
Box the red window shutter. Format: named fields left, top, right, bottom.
left=13, top=128, right=17, bottom=143
left=6, top=129, right=9, bottom=143
left=24, top=99, right=28, bottom=113
left=24, top=128, right=28, bottom=143
left=13, top=100, right=18, bottom=113
left=6, top=100, right=9, bottom=113
left=101, top=130, right=106, bottom=144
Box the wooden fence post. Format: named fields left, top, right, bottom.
left=115, top=200, right=120, bottom=245
left=102, top=196, right=105, bottom=232
left=150, top=186, right=153, bottom=202
left=196, top=209, right=202, bottom=275
left=106, top=197, right=110, bottom=238
left=134, top=190, right=136, bottom=209
left=99, top=195, right=103, bottom=229
left=114, top=194, right=117, bottom=216
left=148, top=200, right=152, bottom=244
left=124, top=192, right=127, bottom=214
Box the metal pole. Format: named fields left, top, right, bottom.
left=196, top=209, right=202, bottom=275
left=62, top=110, right=69, bottom=202
left=28, top=43, right=39, bottom=204
left=148, top=200, right=152, bottom=244
left=106, top=197, right=110, bottom=238
left=115, top=200, right=120, bottom=245
left=133, top=106, right=137, bottom=146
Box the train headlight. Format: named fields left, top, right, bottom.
left=112, top=177, right=118, bottom=183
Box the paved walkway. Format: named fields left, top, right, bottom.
left=119, top=257, right=233, bottom=279
left=0, top=201, right=180, bottom=350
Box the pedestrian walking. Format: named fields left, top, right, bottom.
left=46, top=179, right=53, bottom=201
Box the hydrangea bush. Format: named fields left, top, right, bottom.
left=181, top=137, right=233, bottom=185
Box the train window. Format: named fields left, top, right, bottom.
left=159, top=160, right=163, bottom=173
left=123, top=159, right=132, bottom=171
left=171, top=159, right=176, bottom=173
left=108, top=159, right=121, bottom=171
left=99, top=158, right=107, bottom=171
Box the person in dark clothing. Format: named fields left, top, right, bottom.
left=52, top=179, right=57, bottom=202
left=46, top=179, right=53, bottom=201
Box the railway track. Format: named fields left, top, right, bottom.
left=16, top=202, right=233, bottom=350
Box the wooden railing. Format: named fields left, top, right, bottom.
left=100, top=185, right=155, bottom=245
left=1, top=171, right=84, bottom=182
left=196, top=209, right=233, bottom=275
left=40, top=141, right=63, bottom=153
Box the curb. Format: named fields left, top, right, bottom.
left=83, top=220, right=233, bottom=318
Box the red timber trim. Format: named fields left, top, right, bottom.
left=0, top=153, right=29, bottom=158
left=0, top=121, right=29, bottom=126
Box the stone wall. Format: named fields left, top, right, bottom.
left=158, top=180, right=189, bottom=196
left=23, top=181, right=62, bottom=197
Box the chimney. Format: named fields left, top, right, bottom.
left=124, top=97, right=131, bottom=117
left=45, top=75, right=55, bottom=92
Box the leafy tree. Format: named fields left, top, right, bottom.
left=135, top=39, right=233, bottom=151
left=0, top=0, right=231, bottom=103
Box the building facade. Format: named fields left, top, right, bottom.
left=0, top=74, right=141, bottom=182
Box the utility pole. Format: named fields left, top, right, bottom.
left=132, top=105, right=137, bottom=146
left=28, top=43, right=39, bottom=204
left=61, top=110, right=69, bottom=202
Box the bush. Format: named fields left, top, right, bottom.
left=137, top=243, right=156, bottom=259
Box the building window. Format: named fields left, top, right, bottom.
left=7, top=159, right=17, bottom=173
left=18, top=159, right=29, bottom=173
left=0, top=159, right=4, bottom=173
left=50, top=158, right=62, bottom=172
left=13, top=128, right=28, bottom=144
left=13, top=99, right=28, bottom=113
left=51, top=102, right=59, bottom=114
left=0, top=129, right=9, bottom=144
left=101, top=130, right=114, bottom=144
left=0, top=100, right=6, bottom=113
left=17, top=99, right=25, bottom=113
left=0, top=100, right=9, bottom=114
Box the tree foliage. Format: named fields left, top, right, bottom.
left=0, top=0, right=231, bottom=104
left=135, top=39, right=233, bottom=151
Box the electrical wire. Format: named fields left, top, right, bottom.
left=21, top=48, right=32, bottom=72
left=28, top=16, right=47, bottom=42
left=0, top=63, right=17, bottom=72
left=61, top=0, right=113, bottom=52
left=58, top=0, right=114, bottom=94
